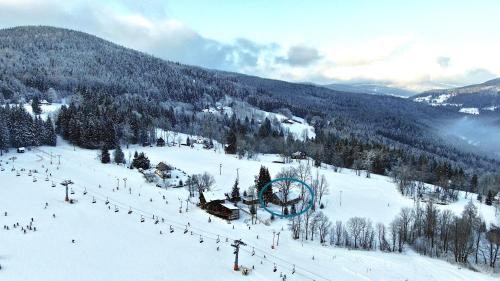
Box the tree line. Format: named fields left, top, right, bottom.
left=0, top=104, right=56, bottom=154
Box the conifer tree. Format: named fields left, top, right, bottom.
left=255, top=166, right=273, bottom=203
left=0, top=116, right=10, bottom=155
left=114, top=143, right=125, bottom=164
left=485, top=190, right=494, bottom=206
left=231, top=178, right=241, bottom=202
left=225, top=129, right=237, bottom=154
left=44, top=116, right=57, bottom=146
left=101, top=147, right=111, bottom=164
left=132, top=152, right=150, bottom=169
left=31, top=96, right=42, bottom=115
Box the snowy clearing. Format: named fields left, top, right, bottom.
left=0, top=139, right=497, bottom=281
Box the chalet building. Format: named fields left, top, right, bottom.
left=17, top=147, right=25, bottom=153
left=291, top=151, right=306, bottom=160
left=271, top=189, right=301, bottom=206
left=203, top=139, right=214, bottom=150
left=156, top=137, right=165, bottom=147
left=155, top=162, right=171, bottom=179
left=241, top=195, right=260, bottom=206
left=200, top=191, right=239, bottom=220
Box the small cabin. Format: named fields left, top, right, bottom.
left=155, top=162, right=171, bottom=179
left=200, top=191, right=239, bottom=220
left=17, top=147, right=25, bottom=153
left=271, top=188, right=301, bottom=206
left=203, top=139, right=214, bottom=150
left=156, top=137, right=165, bottom=147
left=241, top=195, right=260, bottom=206
left=291, top=151, right=306, bottom=160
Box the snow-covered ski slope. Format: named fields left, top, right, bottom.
left=0, top=139, right=497, bottom=281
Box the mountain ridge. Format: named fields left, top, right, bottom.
left=412, top=78, right=500, bottom=114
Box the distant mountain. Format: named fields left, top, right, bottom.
left=324, top=83, right=416, bottom=98
left=412, top=78, right=500, bottom=115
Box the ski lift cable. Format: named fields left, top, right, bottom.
left=24, top=163, right=332, bottom=281
left=33, top=148, right=332, bottom=281
left=56, top=176, right=331, bottom=281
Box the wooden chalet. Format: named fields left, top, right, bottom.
left=271, top=188, right=301, bottom=206
left=155, top=162, right=171, bottom=179
left=241, top=195, right=260, bottom=206
left=156, top=137, right=165, bottom=147
left=200, top=191, right=239, bottom=220
left=291, top=151, right=306, bottom=160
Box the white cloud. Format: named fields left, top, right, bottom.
left=0, top=0, right=499, bottom=91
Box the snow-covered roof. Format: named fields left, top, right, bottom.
left=274, top=188, right=301, bottom=201
left=220, top=203, right=239, bottom=210
left=202, top=190, right=226, bottom=202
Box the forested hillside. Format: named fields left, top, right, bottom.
left=1, top=26, right=499, bottom=194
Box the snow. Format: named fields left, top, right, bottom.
left=274, top=115, right=316, bottom=141
left=200, top=105, right=315, bottom=141
left=414, top=95, right=432, bottom=103
left=274, top=188, right=302, bottom=202
left=23, top=103, right=63, bottom=120
left=0, top=138, right=497, bottom=281
left=483, top=106, right=499, bottom=111
left=459, top=107, right=480, bottom=115
left=433, top=93, right=453, bottom=104
left=202, top=190, right=227, bottom=202
left=221, top=203, right=239, bottom=210
left=414, top=93, right=462, bottom=107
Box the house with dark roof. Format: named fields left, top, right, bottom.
left=200, top=191, right=239, bottom=220
left=271, top=188, right=301, bottom=206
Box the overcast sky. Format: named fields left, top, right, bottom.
left=1, top=0, right=499, bottom=91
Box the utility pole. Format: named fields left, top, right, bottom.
left=57, top=154, right=61, bottom=165
left=272, top=230, right=276, bottom=249
left=276, top=232, right=281, bottom=246
left=219, top=164, right=222, bottom=175
left=9, top=156, right=16, bottom=171
left=60, top=180, right=74, bottom=202
left=123, top=178, right=127, bottom=190
left=50, top=152, right=53, bottom=165
left=116, top=178, right=120, bottom=190
left=231, top=239, right=247, bottom=271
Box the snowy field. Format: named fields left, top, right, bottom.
left=201, top=104, right=316, bottom=140
left=0, top=138, right=497, bottom=281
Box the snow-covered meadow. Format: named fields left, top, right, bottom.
left=0, top=138, right=497, bottom=281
